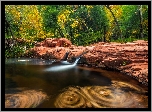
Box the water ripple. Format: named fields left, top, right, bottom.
left=55, top=81, right=148, bottom=108
left=5, top=89, right=48, bottom=108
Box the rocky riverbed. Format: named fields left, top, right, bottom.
left=25, top=38, right=148, bottom=86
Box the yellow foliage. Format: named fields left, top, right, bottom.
left=105, top=31, right=112, bottom=41
left=142, top=20, right=148, bottom=28
left=86, top=5, right=93, bottom=9
left=5, top=5, right=44, bottom=40
left=104, top=5, right=122, bottom=39
left=57, top=9, right=72, bottom=29
left=104, top=5, right=122, bottom=26
left=41, top=6, right=46, bottom=11
left=132, top=30, right=137, bottom=34
left=73, top=33, right=79, bottom=38
left=19, top=27, right=23, bottom=31
left=46, top=32, right=54, bottom=37
left=70, top=20, right=79, bottom=28
left=86, top=5, right=93, bottom=15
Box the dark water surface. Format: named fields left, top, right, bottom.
left=5, top=58, right=148, bottom=108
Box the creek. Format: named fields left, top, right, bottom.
left=5, top=58, right=148, bottom=108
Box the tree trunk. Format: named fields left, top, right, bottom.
left=58, top=27, right=65, bottom=37
left=5, top=17, right=14, bottom=38
left=105, top=5, right=122, bottom=40
left=103, top=25, right=106, bottom=42
left=139, top=5, right=143, bottom=39
left=55, top=25, right=65, bottom=38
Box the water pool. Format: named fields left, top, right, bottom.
left=5, top=58, right=148, bottom=108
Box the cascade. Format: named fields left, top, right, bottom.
left=44, top=51, right=88, bottom=72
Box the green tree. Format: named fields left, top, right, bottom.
left=38, top=5, right=60, bottom=38
left=121, top=5, right=148, bottom=40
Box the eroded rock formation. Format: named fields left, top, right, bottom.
left=25, top=38, right=148, bottom=86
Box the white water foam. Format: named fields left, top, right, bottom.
left=44, top=58, right=80, bottom=72
left=18, top=60, right=30, bottom=62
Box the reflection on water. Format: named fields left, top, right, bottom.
left=5, top=58, right=148, bottom=108
left=55, top=81, right=148, bottom=108
left=5, top=58, right=55, bottom=65
left=5, top=88, right=48, bottom=108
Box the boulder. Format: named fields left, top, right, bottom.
left=42, top=38, right=72, bottom=47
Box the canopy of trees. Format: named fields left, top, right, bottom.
left=5, top=5, right=148, bottom=58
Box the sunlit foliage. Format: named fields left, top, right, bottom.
left=5, top=5, right=148, bottom=58
left=5, top=5, right=44, bottom=58
left=5, top=5, right=46, bottom=41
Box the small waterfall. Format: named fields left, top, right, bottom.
left=44, top=51, right=86, bottom=72
left=73, top=57, right=80, bottom=66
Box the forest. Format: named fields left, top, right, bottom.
left=5, top=5, right=148, bottom=58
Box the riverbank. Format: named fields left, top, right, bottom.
left=25, top=38, right=148, bottom=86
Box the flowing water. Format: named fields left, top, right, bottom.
left=5, top=58, right=148, bottom=108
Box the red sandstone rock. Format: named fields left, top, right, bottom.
left=25, top=39, right=148, bottom=86
left=42, top=38, right=72, bottom=47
